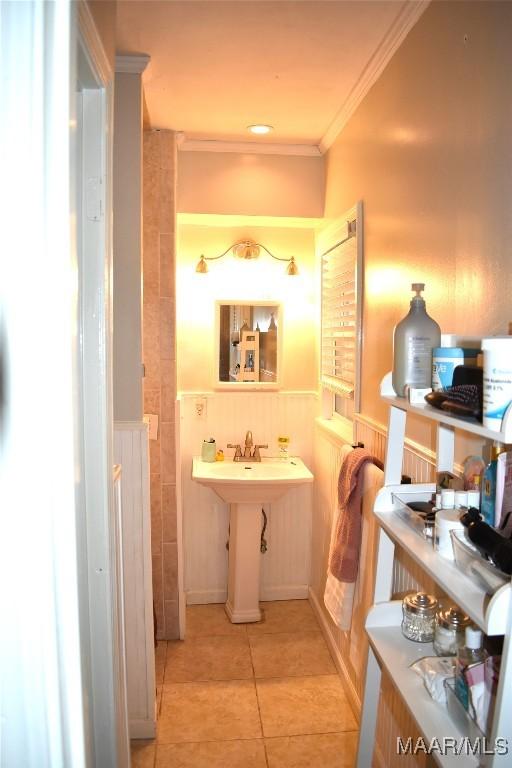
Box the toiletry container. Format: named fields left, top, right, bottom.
left=432, top=347, right=464, bottom=391
left=434, top=607, right=471, bottom=656
left=435, top=509, right=464, bottom=560
left=401, top=592, right=438, bottom=642
left=455, top=627, right=486, bottom=710
left=482, top=337, right=512, bottom=432
left=201, top=438, right=217, bottom=462
left=392, top=283, right=441, bottom=396
left=277, top=436, right=290, bottom=460
left=481, top=443, right=510, bottom=525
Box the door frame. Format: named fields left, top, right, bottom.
left=75, top=2, right=130, bottom=766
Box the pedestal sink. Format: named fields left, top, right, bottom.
left=192, top=457, right=314, bottom=623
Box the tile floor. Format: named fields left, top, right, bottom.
left=131, top=600, right=359, bottom=768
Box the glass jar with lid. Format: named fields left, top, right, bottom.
left=401, top=592, right=438, bottom=642
left=433, top=606, right=471, bottom=656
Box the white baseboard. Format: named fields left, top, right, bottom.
left=308, top=587, right=361, bottom=722
left=186, top=585, right=309, bottom=605
left=186, top=589, right=227, bottom=605
left=129, top=718, right=156, bottom=739
left=260, top=584, right=309, bottom=601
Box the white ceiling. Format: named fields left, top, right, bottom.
left=116, top=0, right=427, bottom=151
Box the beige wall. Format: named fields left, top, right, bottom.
left=178, top=151, right=325, bottom=218
left=324, top=0, right=512, bottom=451
left=176, top=217, right=318, bottom=393
left=143, top=129, right=179, bottom=640
left=87, top=0, right=117, bottom=70
left=113, top=71, right=144, bottom=421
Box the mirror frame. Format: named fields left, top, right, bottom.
left=214, top=300, right=282, bottom=391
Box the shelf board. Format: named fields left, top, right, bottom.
left=380, top=373, right=512, bottom=442
left=381, top=394, right=510, bottom=442
left=366, top=608, right=479, bottom=767
left=375, top=508, right=511, bottom=635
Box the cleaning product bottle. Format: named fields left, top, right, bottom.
left=392, top=283, right=441, bottom=397
left=481, top=443, right=510, bottom=526
left=455, top=626, right=486, bottom=710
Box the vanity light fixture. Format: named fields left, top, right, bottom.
left=195, top=239, right=299, bottom=275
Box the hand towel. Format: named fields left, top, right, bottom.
left=329, top=447, right=374, bottom=582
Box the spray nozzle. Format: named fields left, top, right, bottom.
left=411, top=283, right=425, bottom=297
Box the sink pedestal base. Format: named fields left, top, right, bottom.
left=225, top=502, right=262, bottom=623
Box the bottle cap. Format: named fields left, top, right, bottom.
left=454, top=491, right=468, bottom=508
left=467, top=490, right=480, bottom=508
left=403, top=591, right=437, bottom=616
left=436, top=607, right=470, bottom=630
left=441, top=489, right=455, bottom=509
left=465, top=626, right=483, bottom=650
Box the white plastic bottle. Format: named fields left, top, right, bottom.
left=392, top=283, right=441, bottom=396
left=455, top=627, right=486, bottom=710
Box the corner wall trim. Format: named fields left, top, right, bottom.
left=115, top=54, right=151, bottom=74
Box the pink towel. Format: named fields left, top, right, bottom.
left=329, top=447, right=374, bottom=583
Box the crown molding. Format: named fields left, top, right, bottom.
left=77, top=0, right=113, bottom=84
left=179, top=139, right=322, bottom=157
left=115, top=54, right=151, bottom=74
left=319, top=0, right=430, bottom=153
left=177, top=213, right=323, bottom=230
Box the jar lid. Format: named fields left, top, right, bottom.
left=403, top=592, right=437, bottom=615
left=436, top=606, right=470, bottom=630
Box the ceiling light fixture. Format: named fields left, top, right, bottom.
left=195, top=239, right=299, bottom=276
left=247, top=124, right=273, bottom=135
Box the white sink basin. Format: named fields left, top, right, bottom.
left=192, top=456, right=313, bottom=503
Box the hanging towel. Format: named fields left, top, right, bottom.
left=324, top=447, right=374, bottom=629
left=330, top=447, right=374, bottom=581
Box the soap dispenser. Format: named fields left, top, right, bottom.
left=392, top=283, right=441, bottom=396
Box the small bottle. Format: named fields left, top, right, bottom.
left=392, top=283, right=441, bottom=396
left=277, top=436, right=290, bottom=460
left=455, top=627, right=486, bottom=710
left=463, top=456, right=485, bottom=492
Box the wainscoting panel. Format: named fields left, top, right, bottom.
left=113, top=422, right=155, bottom=738
left=310, top=426, right=383, bottom=716
left=311, top=415, right=440, bottom=765
left=179, top=392, right=316, bottom=605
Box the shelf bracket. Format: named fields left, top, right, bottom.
left=384, top=405, right=406, bottom=485
left=436, top=423, right=455, bottom=474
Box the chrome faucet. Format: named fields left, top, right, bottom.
left=227, top=430, right=268, bottom=462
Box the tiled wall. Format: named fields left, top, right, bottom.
left=143, top=129, right=179, bottom=639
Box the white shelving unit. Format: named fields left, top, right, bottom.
left=356, top=373, right=512, bottom=767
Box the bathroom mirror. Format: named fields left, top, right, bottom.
left=215, top=301, right=280, bottom=389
